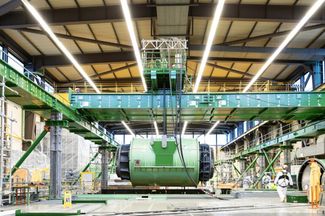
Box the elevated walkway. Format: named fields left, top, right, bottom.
left=0, top=60, right=118, bottom=147
left=233, top=120, right=325, bottom=159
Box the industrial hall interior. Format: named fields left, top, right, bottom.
left=1, top=0, right=325, bottom=215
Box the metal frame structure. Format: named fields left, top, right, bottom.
left=0, top=59, right=118, bottom=147
left=70, top=92, right=325, bottom=122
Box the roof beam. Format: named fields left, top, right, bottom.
left=190, top=3, right=325, bottom=23
left=189, top=45, right=325, bottom=56
left=34, top=45, right=325, bottom=68
left=33, top=52, right=136, bottom=69
left=204, top=62, right=270, bottom=81
left=0, top=4, right=324, bottom=29
left=19, top=28, right=132, bottom=49
left=219, top=24, right=325, bottom=46
left=82, top=63, right=137, bottom=80
left=34, top=53, right=306, bottom=68
left=20, top=27, right=325, bottom=56
left=0, top=4, right=154, bottom=29
left=56, top=77, right=258, bottom=87
left=0, top=0, right=21, bottom=16
left=0, top=30, right=31, bottom=62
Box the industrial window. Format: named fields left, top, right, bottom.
left=217, top=134, right=227, bottom=146
left=323, top=61, right=325, bottom=84
left=303, top=72, right=313, bottom=91
left=243, top=121, right=247, bottom=132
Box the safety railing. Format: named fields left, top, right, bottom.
left=241, top=121, right=305, bottom=152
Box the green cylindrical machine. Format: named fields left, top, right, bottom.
left=116, top=138, right=214, bottom=186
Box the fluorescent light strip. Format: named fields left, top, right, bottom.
left=181, top=121, right=188, bottom=136
left=121, top=121, right=135, bottom=137
left=21, top=0, right=100, bottom=94
left=206, top=121, right=220, bottom=136
left=120, top=0, right=147, bottom=92
left=193, top=0, right=225, bottom=93
left=243, top=0, right=325, bottom=93
left=154, top=121, right=159, bottom=136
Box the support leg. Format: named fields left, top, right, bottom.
left=50, top=112, right=62, bottom=199
left=100, top=144, right=109, bottom=191
left=283, top=142, right=291, bottom=173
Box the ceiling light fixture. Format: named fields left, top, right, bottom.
left=121, top=121, right=135, bottom=137
left=206, top=121, right=220, bottom=136
left=154, top=121, right=159, bottom=136
left=193, top=0, right=225, bottom=93
left=21, top=0, right=100, bottom=93
left=243, top=0, right=325, bottom=93
left=120, top=0, right=147, bottom=92
left=181, top=121, right=188, bottom=136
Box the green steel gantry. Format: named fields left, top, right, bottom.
left=70, top=92, right=325, bottom=121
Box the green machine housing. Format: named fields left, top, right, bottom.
left=116, top=138, right=214, bottom=186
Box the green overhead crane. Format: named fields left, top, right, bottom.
left=70, top=92, right=325, bottom=121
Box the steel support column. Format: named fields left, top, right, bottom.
left=239, top=159, right=246, bottom=174
left=313, top=61, right=323, bottom=88
left=100, top=144, right=109, bottom=191
left=262, top=150, right=276, bottom=175
left=283, top=142, right=291, bottom=173
left=50, top=112, right=63, bottom=199
left=257, top=152, right=266, bottom=188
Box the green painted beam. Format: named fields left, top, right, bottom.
left=233, top=120, right=325, bottom=159
left=234, top=155, right=259, bottom=185
left=252, top=150, right=283, bottom=188
left=73, top=152, right=100, bottom=185
left=262, top=150, right=276, bottom=175
left=15, top=210, right=81, bottom=216
left=233, top=164, right=241, bottom=176
left=11, top=128, right=48, bottom=175
left=0, top=60, right=119, bottom=147
left=70, top=92, right=325, bottom=121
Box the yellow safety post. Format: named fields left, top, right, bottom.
left=63, top=191, right=72, bottom=208
left=309, top=159, right=321, bottom=209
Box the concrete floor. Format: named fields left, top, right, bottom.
left=0, top=194, right=324, bottom=215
